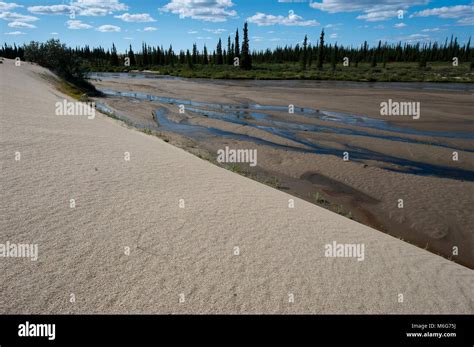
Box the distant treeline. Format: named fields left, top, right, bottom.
left=1, top=24, right=472, bottom=72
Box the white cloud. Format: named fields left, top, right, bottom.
left=114, top=13, right=156, bottom=22
left=456, top=17, right=474, bottom=26
left=310, top=0, right=429, bottom=22
left=203, top=28, right=226, bottom=34
left=96, top=24, right=121, bottom=32
left=27, top=4, right=72, bottom=15
left=247, top=11, right=319, bottom=26
left=0, top=11, right=38, bottom=22
left=421, top=27, right=441, bottom=32
left=374, top=24, right=385, bottom=29
left=188, top=30, right=198, bottom=34
left=5, top=30, right=24, bottom=35
left=0, top=2, right=22, bottom=11
left=7, top=20, right=35, bottom=28
left=310, top=0, right=428, bottom=13
left=161, top=0, right=237, bottom=22
left=196, top=36, right=212, bottom=40
left=400, top=33, right=430, bottom=43
left=252, top=36, right=263, bottom=42
left=356, top=10, right=399, bottom=22
left=329, top=33, right=338, bottom=39
left=50, top=32, right=59, bottom=35
left=394, top=22, right=406, bottom=28
left=410, top=5, right=473, bottom=19
left=143, top=26, right=157, bottom=31
left=28, top=0, right=128, bottom=17
left=67, top=19, right=92, bottom=29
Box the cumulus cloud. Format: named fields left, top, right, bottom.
left=161, top=0, right=237, bottom=22
left=7, top=20, right=35, bottom=28
left=410, top=5, right=474, bottom=26
left=28, top=0, right=128, bottom=17
left=394, top=22, right=406, bottom=28
left=96, top=24, right=121, bottom=32
left=456, top=17, right=474, bottom=26
left=114, top=13, right=156, bottom=22
left=310, top=0, right=429, bottom=22
left=67, top=19, right=92, bottom=29
left=0, top=2, right=22, bottom=11
left=0, top=11, right=38, bottom=22
left=247, top=11, right=319, bottom=26
left=143, top=26, right=157, bottom=31
left=410, top=5, right=473, bottom=19
left=27, top=4, right=72, bottom=15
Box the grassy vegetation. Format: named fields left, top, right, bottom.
left=88, top=61, right=474, bottom=83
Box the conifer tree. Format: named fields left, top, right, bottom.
left=234, top=29, right=240, bottom=58
left=241, top=22, right=251, bottom=70
left=300, top=35, right=308, bottom=70
left=317, top=29, right=324, bottom=69
left=216, top=38, right=223, bottom=65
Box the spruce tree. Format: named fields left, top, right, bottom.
left=192, top=43, right=197, bottom=65
left=371, top=51, right=377, bottom=67
left=227, top=36, right=232, bottom=64
left=317, top=29, right=324, bottom=69
left=241, top=22, right=252, bottom=70
left=216, top=38, right=223, bottom=65
left=128, top=44, right=136, bottom=66
left=203, top=45, right=208, bottom=65
left=300, top=35, right=308, bottom=70
left=110, top=43, right=119, bottom=66
left=234, top=29, right=240, bottom=58
left=186, top=49, right=193, bottom=68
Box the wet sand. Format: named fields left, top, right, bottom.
left=91, top=74, right=474, bottom=268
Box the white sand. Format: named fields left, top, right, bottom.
left=0, top=59, right=472, bottom=314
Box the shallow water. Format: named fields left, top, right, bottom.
left=87, top=72, right=474, bottom=92
left=100, top=89, right=474, bottom=141
left=95, top=92, right=474, bottom=182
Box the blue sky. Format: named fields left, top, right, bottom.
left=1, top=0, right=473, bottom=53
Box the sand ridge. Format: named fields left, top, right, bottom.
left=0, top=59, right=473, bottom=314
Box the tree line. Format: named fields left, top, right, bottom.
left=1, top=23, right=472, bottom=71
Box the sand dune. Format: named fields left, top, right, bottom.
left=0, top=59, right=472, bottom=314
